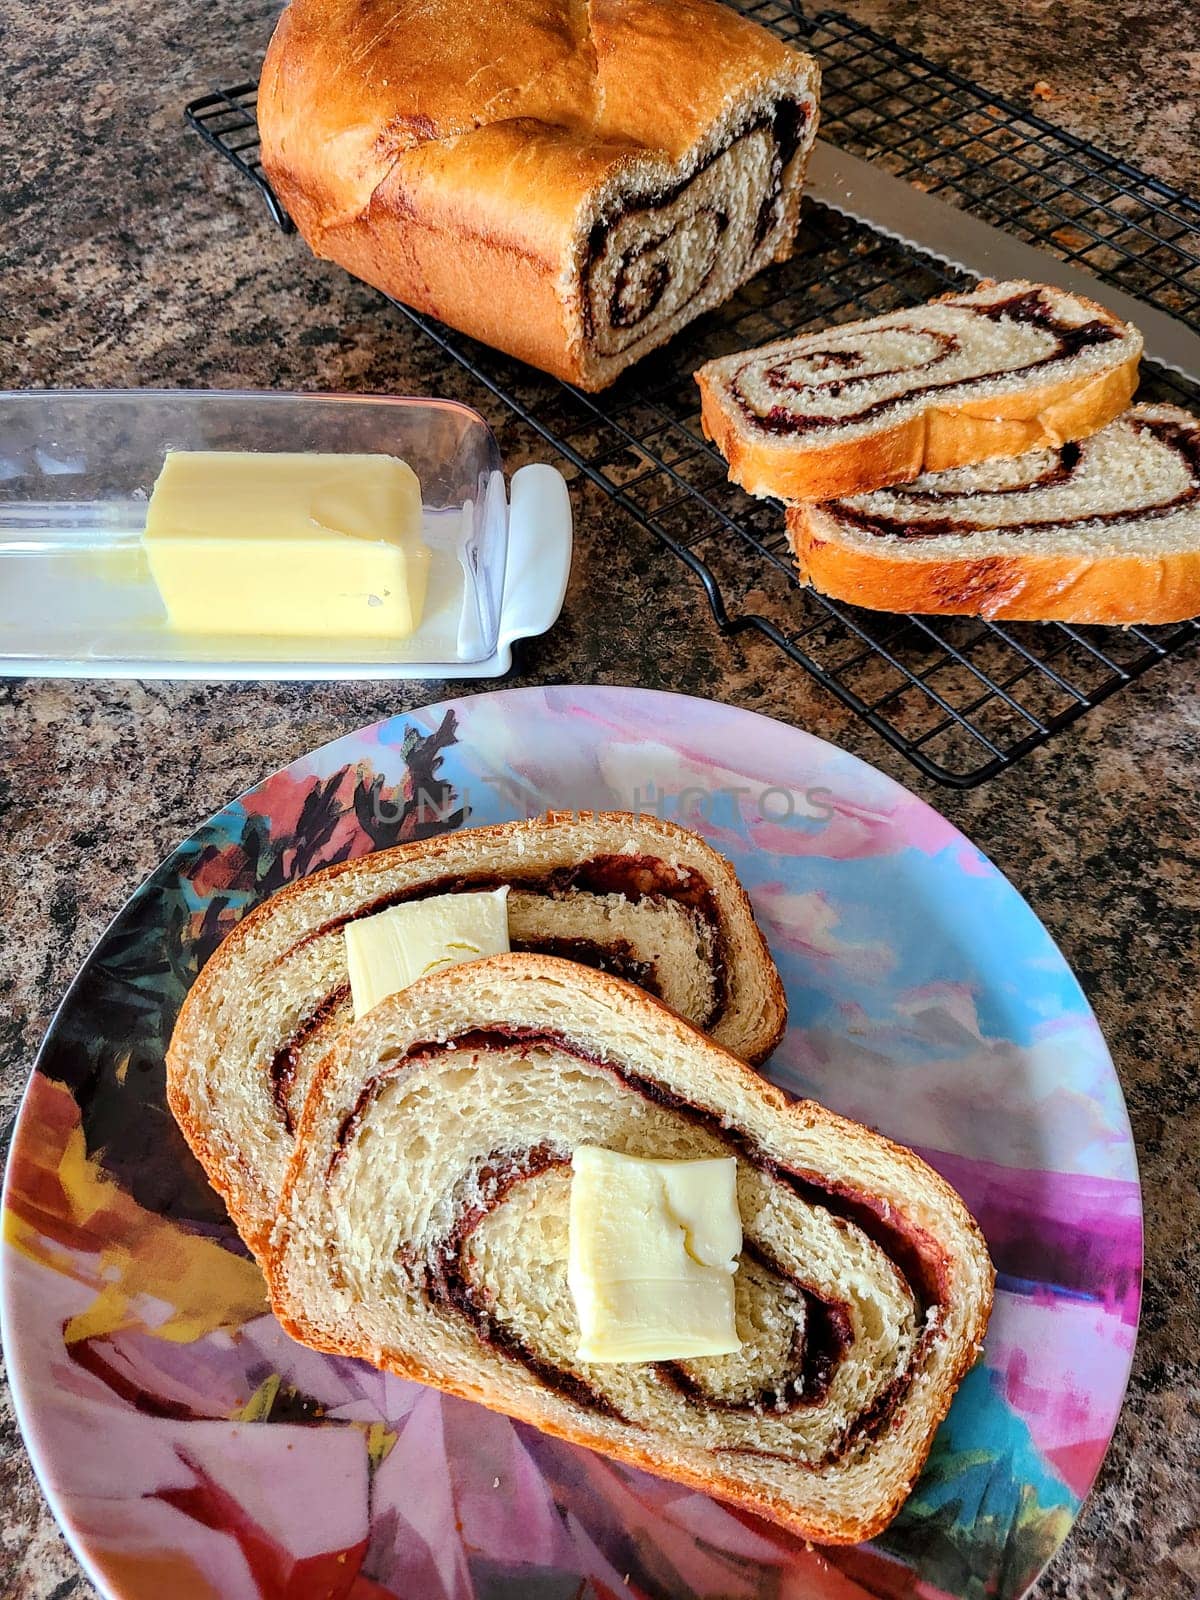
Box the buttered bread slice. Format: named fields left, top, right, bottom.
left=696, top=280, right=1142, bottom=501
left=167, top=812, right=785, bottom=1256
left=788, top=403, right=1200, bottom=622
left=267, top=954, right=994, bottom=1545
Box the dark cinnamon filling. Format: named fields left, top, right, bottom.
left=269, top=982, right=351, bottom=1135
left=269, top=939, right=658, bottom=1134
left=330, top=1025, right=946, bottom=1454
left=607, top=210, right=730, bottom=329
left=283, top=851, right=727, bottom=1026
left=422, top=1150, right=852, bottom=1427
left=581, top=97, right=810, bottom=343
left=754, top=329, right=960, bottom=435
left=833, top=415, right=1200, bottom=540
left=660, top=1241, right=853, bottom=1413
left=421, top=1145, right=627, bottom=1420
left=511, top=934, right=658, bottom=996
left=606, top=1055, right=950, bottom=1313
left=734, top=285, right=1124, bottom=436
left=890, top=439, right=1083, bottom=504
left=753, top=98, right=808, bottom=248
left=330, top=1025, right=949, bottom=1311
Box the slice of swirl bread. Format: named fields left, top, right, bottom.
left=267, top=954, right=994, bottom=1545
left=695, top=280, right=1142, bottom=501
left=787, top=403, right=1200, bottom=622
left=167, top=812, right=786, bottom=1258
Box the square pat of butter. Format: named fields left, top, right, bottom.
left=567, top=1146, right=742, bottom=1363
left=344, top=888, right=510, bottom=1020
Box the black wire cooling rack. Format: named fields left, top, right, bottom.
left=186, top=2, right=1200, bottom=787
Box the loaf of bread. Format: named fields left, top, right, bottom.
left=787, top=403, right=1200, bottom=622
left=257, top=0, right=820, bottom=390
left=696, top=281, right=1142, bottom=501
left=267, top=952, right=994, bottom=1545
left=167, top=812, right=786, bottom=1256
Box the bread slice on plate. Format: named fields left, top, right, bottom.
left=787, top=403, right=1200, bottom=622
left=259, top=0, right=820, bottom=390
left=695, top=280, right=1142, bottom=501
left=267, top=953, right=994, bottom=1546
left=167, top=812, right=785, bottom=1257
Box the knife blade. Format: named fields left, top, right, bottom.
left=804, top=141, right=1200, bottom=386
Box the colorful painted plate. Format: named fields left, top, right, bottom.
left=2, top=686, right=1140, bottom=1600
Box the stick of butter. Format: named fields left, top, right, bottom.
left=143, top=451, right=431, bottom=638
left=567, top=1146, right=742, bottom=1363
left=344, top=888, right=510, bottom=1020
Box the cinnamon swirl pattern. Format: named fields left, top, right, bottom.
left=165, top=812, right=785, bottom=1258
left=582, top=101, right=811, bottom=368
left=6, top=687, right=1142, bottom=1596
left=827, top=407, right=1200, bottom=541
left=266, top=858, right=729, bottom=1127
left=268, top=955, right=993, bottom=1543
left=727, top=286, right=1128, bottom=434
left=375, top=1042, right=925, bottom=1462
left=696, top=280, right=1143, bottom=500
left=269, top=858, right=727, bottom=1134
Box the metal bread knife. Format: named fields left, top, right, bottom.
left=805, top=141, right=1200, bottom=386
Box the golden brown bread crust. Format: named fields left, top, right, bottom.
left=695, top=288, right=1140, bottom=501
left=268, top=952, right=994, bottom=1546
left=166, top=1050, right=263, bottom=1255
left=786, top=502, right=1200, bottom=622
left=259, top=0, right=819, bottom=388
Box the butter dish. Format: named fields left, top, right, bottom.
left=0, top=389, right=572, bottom=679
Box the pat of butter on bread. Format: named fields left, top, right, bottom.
left=568, top=1146, right=741, bottom=1362
left=143, top=451, right=431, bottom=638
left=344, top=887, right=510, bottom=1020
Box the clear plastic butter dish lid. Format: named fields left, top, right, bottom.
left=0, top=389, right=573, bottom=679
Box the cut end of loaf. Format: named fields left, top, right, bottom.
left=259, top=0, right=820, bottom=389
left=564, top=71, right=821, bottom=390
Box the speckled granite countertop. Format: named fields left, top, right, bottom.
left=2, top=0, right=1198, bottom=1595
